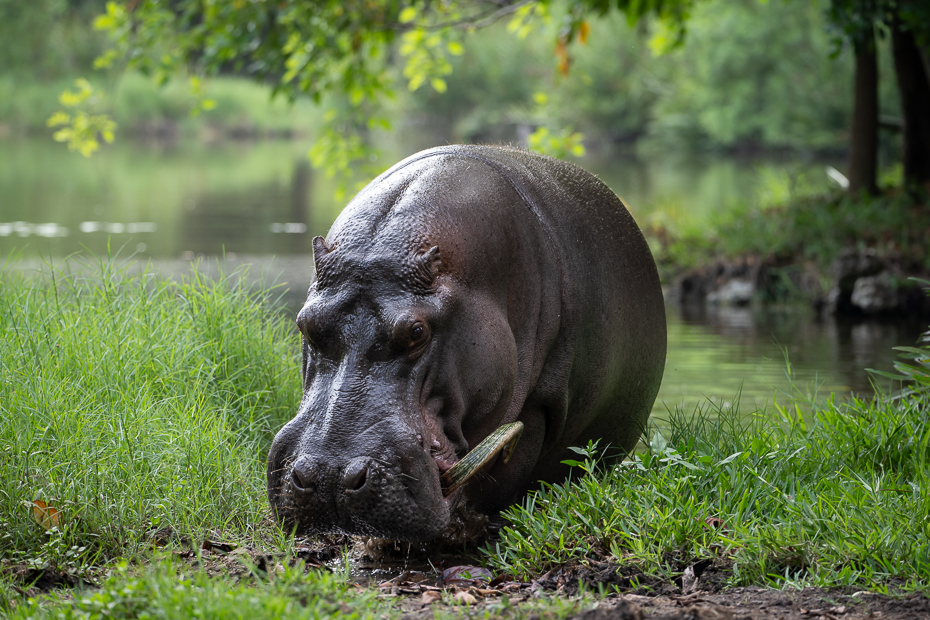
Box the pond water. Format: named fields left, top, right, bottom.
left=1, top=137, right=924, bottom=419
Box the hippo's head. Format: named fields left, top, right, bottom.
left=269, top=244, right=451, bottom=539
left=266, top=156, right=525, bottom=540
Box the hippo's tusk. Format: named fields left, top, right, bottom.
left=440, top=422, right=524, bottom=497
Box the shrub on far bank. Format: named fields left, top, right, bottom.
left=649, top=187, right=930, bottom=283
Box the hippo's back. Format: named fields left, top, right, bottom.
left=384, top=145, right=666, bottom=476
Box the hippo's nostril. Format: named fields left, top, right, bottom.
left=291, top=456, right=319, bottom=493
left=344, top=458, right=369, bottom=492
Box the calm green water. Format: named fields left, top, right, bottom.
left=1, top=137, right=922, bottom=417
left=660, top=305, right=923, bottom=422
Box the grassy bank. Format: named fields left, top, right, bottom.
left=0, top=258, right=300, bottom=567
left=2, top=261, right=929, bottom=617
left=489, top=383, right=930, bottom=590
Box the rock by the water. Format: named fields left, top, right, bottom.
left=831, top=248, right=885, bottom=292
left=706, top=279, right=754, bottom=306
left=851, top=272, right=899, bottom=314
left=828, top=249, right=888, bottom=314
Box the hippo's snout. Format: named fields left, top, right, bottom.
left=272, top=444, right=450, bottom=541
left=291, top=455, right=322, bottom=493
left=290, top=456, right=376, bottom=496
left=343, top=457, right=370, bottom=492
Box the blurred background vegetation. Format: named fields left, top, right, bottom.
left=1, top=0, right=928, bottom=281
left=0, top=0, right=904, bottom=158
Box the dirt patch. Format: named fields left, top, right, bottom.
left=579, top=589, right=930, bottom=620
left=6, top=544, right=930, bottom=620
left=372, top=558, right=930, bottom=620
left=390, top=584, right=930, bottom=620
left=1, top=562, right=86, bottom=601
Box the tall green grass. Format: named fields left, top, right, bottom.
left=488, top=380, right=930, bottom=589
left=0, top=258, right=302, bottom=565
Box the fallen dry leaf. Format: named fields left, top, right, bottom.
left=421, top=591, right=442, bottom=604
left=704, top=516, right=727, bottom=530
left=202, top=539, right=237, bottom=553
left=488, top=573, right=514, bottom=587
left=31, top=500, right=60, bottom=529
left=454, top=590, right=478, bottom=605
left=441, top=565, right=493, bottom=587
left=474, top=588, right=500, bottom=596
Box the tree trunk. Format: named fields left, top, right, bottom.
left=848, top=28, right=878, bottom=196
left=891, top=15, right=930, bottom=187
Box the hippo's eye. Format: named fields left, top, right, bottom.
left=404, top=321, right=430, bottom=354
left=392, top=318, right=431, bottom=357
left=298, top=317, right=324, bottom=351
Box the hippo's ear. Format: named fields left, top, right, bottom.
left=414, top=246, right=442, bottom=285
left=312, top=236, right=332, bottom=271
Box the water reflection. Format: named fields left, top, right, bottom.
left=0, top=139, right=340, bottom=258
left=656, top=304, right=925, bottom=421
left=1, top=138, right=841, bottom=260
left=0, top=222, right=70, bottom=237
left=80, top=221, right=158, bottom=234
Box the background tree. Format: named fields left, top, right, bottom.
left=890, top=1, right=930, bottom=187
left=0, top=0, right=106, bottom=78
left=828, top=0, right=930, bottom=192
left=828, top=1, right=881, bottom=194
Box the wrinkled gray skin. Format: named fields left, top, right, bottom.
left=267, top=145, right=666, bottom=541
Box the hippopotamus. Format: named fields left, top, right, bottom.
left=267, top=145, right=666, bottom=541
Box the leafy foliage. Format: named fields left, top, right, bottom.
left=3, top=0, right=898, bottom=169
left=87, top=0, right=544, bottom=179
left=46, top=79, right=116, bottom=157
left=870, top=281, right=930, bottom=400
left=527, top=126, right=586, bottom=159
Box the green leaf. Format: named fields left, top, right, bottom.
left=399, top=7, right=418, bottom=23
left=46, top=112, right=70, bottom=128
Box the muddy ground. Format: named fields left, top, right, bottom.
left=6, top=542, right=930, bottom=620
left=381, top=559, right=930, bottom=620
